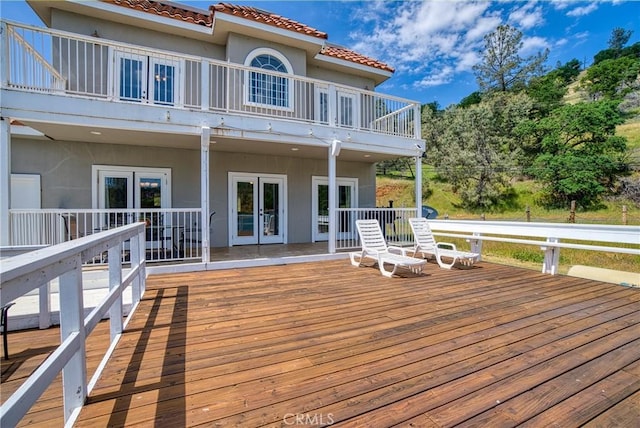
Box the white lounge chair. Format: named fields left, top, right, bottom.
left=408, top=217, right=480, bottom=269
left=350, top=219, right=426, bottom=278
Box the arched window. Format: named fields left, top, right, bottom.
left=245, top=49, right=292, bottom=109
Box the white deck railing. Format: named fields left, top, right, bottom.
left=335, top=208, right=419, bottom=249
left=2, top=20, right=420, bottom=139
left=0, top=223, right=147, bottom=427
left=337, top=211, right=640, bottom=275
left=9, top=208, right=203, bottom=263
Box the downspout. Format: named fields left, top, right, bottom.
left=201, top=127, right=211, bottom=263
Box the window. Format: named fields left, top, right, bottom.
left=245, top=48, right=293, bottom=109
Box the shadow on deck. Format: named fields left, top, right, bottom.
left=2, top=259, right=639, bottom=426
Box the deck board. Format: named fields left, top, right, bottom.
left=2, top=259, right=639, bottom=427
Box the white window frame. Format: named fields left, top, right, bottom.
left=315, top=84, right=329, bottom=124
left=228, top=172, right=288, bottom=246
left=337, top=90, right=359, bottom=128
left=92, top=165, right=172, bottom=210
left=110, top=49, right=184, bottom=107
left=243, top=48, right=294, bottom=111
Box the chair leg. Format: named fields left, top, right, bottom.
left=1, top=303, right=14, bottom=360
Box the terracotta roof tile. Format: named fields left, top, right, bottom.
left=101, top=1, right=392, bottom=73
left=103, top=0, right=213, bottom=27
left=321, top=45, right=394, bottom=73
left=213, top=3, right=327, bottom=39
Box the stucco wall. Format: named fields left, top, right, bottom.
left=225, top=32, right=307, bottom=75
left=307, top=65, right=376, bottom=90
left=11, top=138, right=376, bottom=246
left=50, top=9, right=225, bottom=60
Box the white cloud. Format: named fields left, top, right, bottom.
left=349, top=0, right=501, bottom=88
left=521, top=36, right=551, bottom=55
left=508, top=1, right=544, bottom=30
left=415, top=65, right=455, bottom=88
left=566, top=3, right=598, bottom=17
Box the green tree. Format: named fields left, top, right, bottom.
left=458, top=91, right=482, bottom=108
left=581, top=56, right=640, bottom=100
left=525, top=101, right=628, bottom=208
left=473, top=24, right=549, bottom=92
left=425, top=92, right=533, bottom=210
left=608, top=27, right=633, bottom=52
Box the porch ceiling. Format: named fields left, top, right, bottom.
left=13, top=121, right=396, bottom=162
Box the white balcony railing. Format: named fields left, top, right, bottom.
left=0, top=223, right=147, bottom=427
left=1, top=20, right=420, bottom=139
left=8, top=208, right=203, bottom=263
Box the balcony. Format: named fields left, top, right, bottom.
left=1, top=21, right=421, bottom=141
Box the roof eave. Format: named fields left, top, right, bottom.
left=313, top=53, right=394, bottom=86
left=212, top=12, right=326, bottom=49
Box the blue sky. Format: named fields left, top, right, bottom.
left=1, top=0, right=638, bottom=107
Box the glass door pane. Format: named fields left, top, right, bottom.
left=231, top=176, right=258, bottom=245
left=338, top=184, right=352, bottom=234
left=259, top=178, right=284, bottom=244
left=117, top=53, right=147, bottom=102
left=338, top=92, right=357, bottom=127
left=98, top=170, right=133, bottom=228
left=150, top=59, right=178, bottom=106
left=317, top=184, right=329, bottom=236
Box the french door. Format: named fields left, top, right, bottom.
left=314, top=86, right=359, bottom=128
left=114, top=51, right=181, bottom=106
left=94, top=166, right=171, bottom=227
left=312, top=177, right=358, bottom=242
left=230, top=173, right=286, bottom=245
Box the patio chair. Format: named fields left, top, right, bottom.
left=350, top=219, right=426, bottom=278
left=408, top=217, right=480, bottom=269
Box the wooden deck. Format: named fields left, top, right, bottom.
left=2, top=259, right=639, bottom=427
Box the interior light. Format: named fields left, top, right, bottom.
left=90, top=131, right=102, bottom=135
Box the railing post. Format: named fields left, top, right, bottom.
left=38, top=282, right=51, bottom=329
left=58, top=256, right=87, bottom=424
left=108, top=244, right=123, bottom=341
left=413, top=104, right=421, bottom=139
left=0, top=22, right=8, bottom=88
left=541, top=238, right=560, bottom=275
left=200, top=60, right=209, bottom=111
left=469, top=232, right=483, bottom=259
left=415, top=154, right=422, bottom=219
left=328, top=84, right=336, bottom=127
left=130, top=230, right=142, bottom=303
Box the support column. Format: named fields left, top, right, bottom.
left=328, top=139, right=341, bottom=254
left=0, top=117, right=10, bottom=246
left=415, top=154, right=422, bottom=217
left=201, top=127, right=211, bottom=263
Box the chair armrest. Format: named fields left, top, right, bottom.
left=437, top=242, right=457, bottom=251
left=387, top=246, right=408, bottom=256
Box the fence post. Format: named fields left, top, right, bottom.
left=526, top=205, right=531, bottom=222
left=58, top=257, right=87, bottom=423
left=622, top=205, right=628, bottom=225
left=568, top=200, right=576, bottom=223
left=481, top=213, right=485, bottom=221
